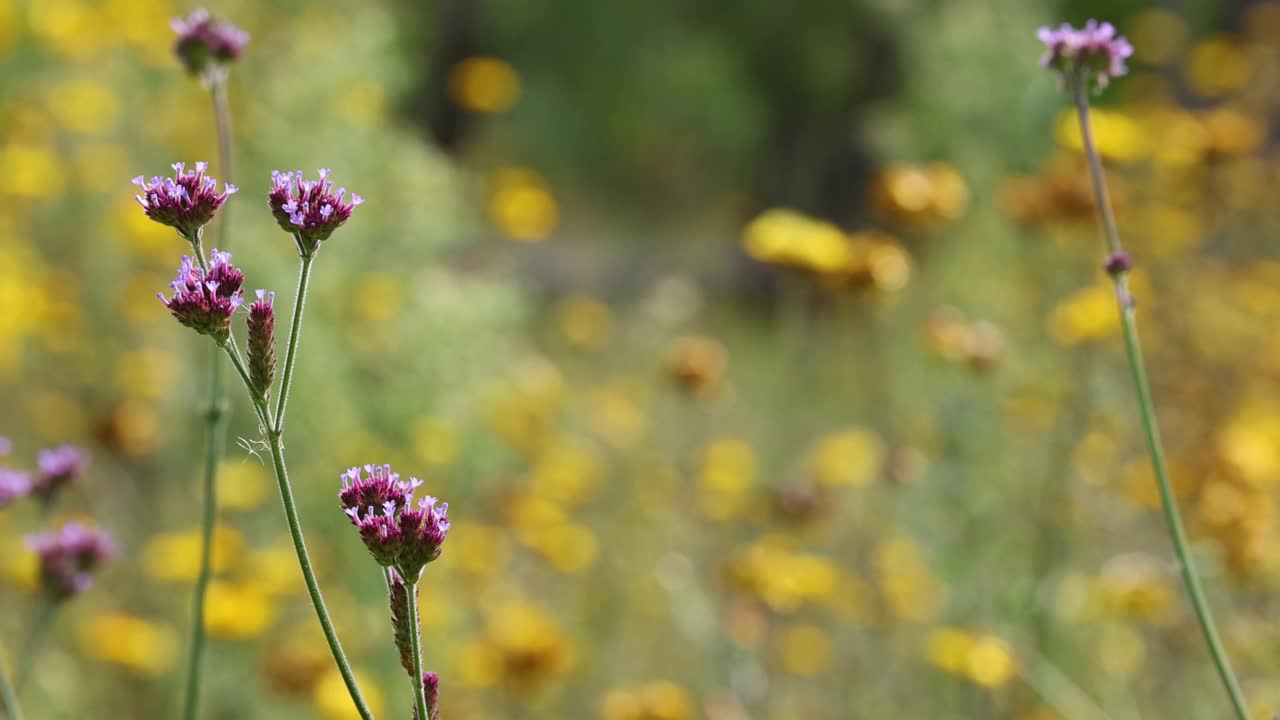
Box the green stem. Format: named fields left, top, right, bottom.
left=183, top=79, right=235, bottom=720
left=272, top=253, right=313, bottom=434
left=0, top=641, right=23, bottom=720
left=14, top=601, right=54, bottom=692
left=406, top=580, right=428, bottom=720
left=266, top=432, right=375, bottom=720
left=1071, top=74, right=1250, bottom=720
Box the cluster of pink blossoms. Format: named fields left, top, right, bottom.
left=268, top=169, right=365, bottom=256
left=133, top=162, right=238, bottom=241
left=26, top=522, right=116, bottom=600
left=339, top=464, right=450, bottom=579
left=171, top=8, right=249, bottom=77
left=158, top=250, right=246, bottom=344
left=1037, top=19, right=1133, bottom=91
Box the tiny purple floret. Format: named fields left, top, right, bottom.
left=339, top=463, right=449, bottom=578
left=268, top=169, right=363, bottom=256
left=1037, top=19, right=1133, bottom=91
left=158, top=250, right=245, bottom=343
left=133, top=162, right=237, bottom=240
left=26, top=522, right=115, bottom=600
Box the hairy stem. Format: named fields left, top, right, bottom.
left=406, top=580, right=428, bottom=720
left=0, top=640, right=24, bottom=720
left=183, top=79, right=235, bottom=720
left=1071, top=74, right=1249, bottom=720
left=267, top=432, right=375, bottom=720
left=273, top=252, right=313, bottom=434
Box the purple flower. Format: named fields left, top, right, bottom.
left=32, top=444, right=90, bottom=501
left=159, top=250, right=246, bottom=344
left=0, top=468, right=30, bottom=508
left=247, top=290, right=277, bottom=397
left=0, top=437, right=10, bottom=456
left=421, top=672, right=440, bottom=720
left=339, top=464, right=449, bottom=578
left=1038, top=20, right=1133, bottom=91
left=133, top=162, right=238, bottom=241
left=172, top=9, right=249, bottom=77
left=26, top=522, right=115, bottom=600
left=268, top=169, right=364, bottom=256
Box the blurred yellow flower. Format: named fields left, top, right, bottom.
left=698, top=437, right=757, bottom=521
left=1054, top=108, right=1147, bottom=163
left=724, top=539, right=840, bottom=612
left=205, top=581, right=277, bottom=640
left=450, top=57, right=522, bottom=113
left=447, top=521, right=511, bottom=579
left=142, top=525, right=246, bottom=582
left=0, top=144, right=65, bottom=198
left=1186, top=36, right=1251, bottom=98
left=459, top=602, right=573, bottom=688
left=665, top=334, right=728, bottom=399
left=808, top=427, right=884, bottom=487
left=115, top=348, right=178, bottom=400
left=413, top=416, right=461, bottom=468
left=1049, top=283, right=1120, bottom=346
left=926, top=627, right=1017, bottom=688
left=49, top=80, right=120, bottom=135
left=555, top=295, right=613, bottom=351
left=1126, top=9, right=1188, bottom=65
left=875, top=536, right=948, bottom=622
left=78, top=613, right=178, bottom=676
left=488, top=166, right=559, bottom=242
left=0, top=536, right=38, bottom=591
left=743, top=209, right=852, bottom=274
left=314, top=668, right=384, bottom=720
left=871, top=162, right=969, bottom=226
left=246, top=544, right=303, bottom=597
left=216, top=461, right=271, bottom=512
left=29, top=0, right=113, bottom=62
left=598, top=681, right=695, bottom=720
left=530, top=439, right=602, bottom=506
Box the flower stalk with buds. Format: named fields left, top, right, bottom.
left=1039, top=19, right=1249, bottom=720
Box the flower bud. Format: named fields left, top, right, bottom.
left=32, top=444, right=90, bottom=502
left=26, top=522, right=115, bottom=601
left=388, top=569, right=417, bottom=677
left=172, top=9, right=249, bottom=78
left=247, top=290, right=277, bottom=397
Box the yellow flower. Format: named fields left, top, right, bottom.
left=965, top=635, right=1017, bottom=688
left=450, top=57, right=522, bottom=113
left=664, top=335, right=728, bottom=399
left=488, top=166, right=558, bottom=242
left=314, top=668, right=384, bottom=720
left=555, top=295, right=613, bottom=351
left=78, top=613, right=178, bottom=676
left=0, top=144, right=65, bottom=198
left=781, top=624, right=833, bottom=676
left=1185, top=36, right=1251, bottom=98
left=1049, top=283, right=1120, bottom=346
left=413, top=417, right=461, bottom=468
left=697, top=437, right=757, bottom=521
left=599, top=681, right=695, bottom=720
left=216, top=462, right=271, bottom=512
left=742, top=209, right=852, bottom=274
left=204, top=581, right=277, bottom=640
left=460, top=602, right=573, bottom=688
left=808, top=427, right=884, bottom=487
left=141, top=525, right=246, bottom=583
left=48, top=80, right=120, bottom=135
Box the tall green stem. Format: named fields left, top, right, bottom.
left=0, top=641, right=24, bottom=720
left=273, top=252, right=313, bottom=433
left=14, top=601, right=54, bottom=692
left=182, top=77, right=236, bottom=720
left=1071, top=75, right=1249, bottom=720
left=406, top=580, right=428, bottom=720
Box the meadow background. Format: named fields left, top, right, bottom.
left=2, top=0, right=1279, bottom=718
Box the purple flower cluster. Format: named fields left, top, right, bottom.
left=133, top=162, right=238, bottom=241
left=159, top=250, right=246, bottom=344
left=32, top=444, right=90, bottom=501
left=0, top=468, right=30, bottom=508
left=339, top=464, right=450, bottom=578
left=421, top=672, right=440, bottom=720
left=1038, top=20, right=1134, bottom=91
left=268, top=169, right=364, bottom=256
left=26, top=522, right=115, bottom=600
left=172, top=9, right=249, bottom=77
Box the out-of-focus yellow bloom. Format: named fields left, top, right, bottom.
left=450, top=57, right=521, bottom=113
left=926, top=627, right=1017, bottom=688
left=1090, top=554, right=1178, bottom=625
left=1097, top=622, right=1146, bottom=677
left=1054, top=108, right=1147, bottom=163
left=808, top=427, right=884, bottom=487
left=743, top=209, right=852, bottom=273
left=1217, top=411, right=1280, bottom=488
left=49, top=80, right=120, bottom=135
left=1049, top=283, right=1120, bottom=346
left=1203, top=108, right=1266, bottom=156
left=781, top=623, right=833, bottom=676
left=530, top=439, right=602, bottom=506
left=204, top=581, right=277, bottom=640
left=246, top=544, right=302, bottom=597
left=262, top=630, right=333, bottom=698
left=114, top=348, right=178, bottom=400
left=1126, top=9, right=1188, bottom=65
left=352, top=272, right=403, bottom=324
left=1186, top=36, right=1251, bottom=98
left=484, top=358, right=565, bottom=455
left=29, top=0, right=113, bottom=62
left=458, top=602, right=573, bottom=688
left=314, top=668, right=384, bottom=720
left=99, top=399, right=162, bottom=457
left=665, top=334, right=728, bottom=399
left=0, top=536, right=38, bottom=591
left=871, top=162, right=969, bottom=226
left=142, top=525, right=246, bottom=582
left=488, top=166, right=558, bottom=242
left=70, top=142, right=129, bottom=193
left=589, top=384, right=648, bottom=449
left=116, top=197, right=180, bottom=265
left=538, top=522, right=599, bottom=574
left=598, top=681, right=695, bottom=720
left=216, top=461, right=270, bottom=512
left=27, top=391, right=88, bottom=440
left=698, top=437, right=757, bottom=521
left=724, top=538, right=840, bottom=612
left=875, top=536, right=948, bottom=622
left=78, top=613, right=178, bottom=676
left=0, top=144, right=65, bottom=198
left=555, top=295, right=613, bottom=351
left=413, top=416, right=460, bottom=468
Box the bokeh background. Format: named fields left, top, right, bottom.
left=2, top=0, right=1280, bottom=718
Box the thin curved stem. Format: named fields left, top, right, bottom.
left=0, top=640, right=24, bottom=720
left=1071, top=74, right=1250, bottom=720
left=406, top=580, right=428, bottom=720
left=183, top=80, right=237, bottom=718
left=14, top=601, right=54, bottom=692
left=266, top=433, right=375, bottom=720
left=272, top=253, right=313, bottom=434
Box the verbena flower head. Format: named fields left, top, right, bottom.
left=1038, top=20, right=1133, bottom=91
left=268, top=169, right=364, bottom=256
left=247, top=290, right=277, bottom=397
left=172, top=9, right=249, bottom=77
left=26, top=522, right=115, bottom=600
left=133, top=162, right=238, bottom=241
left=159, top=250, right=246, bottom=344
left=339, top=464, right=449, bottom=578
left=0, top=468, right=31, bottom=508
left=32, top=444, right=90, bottom=501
